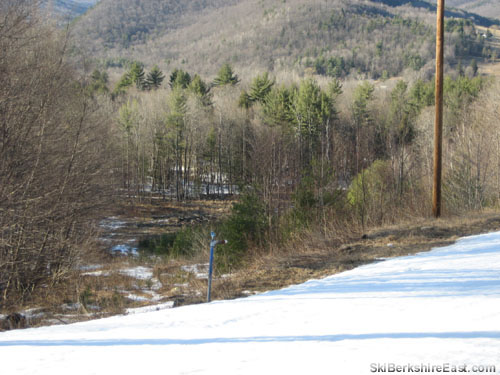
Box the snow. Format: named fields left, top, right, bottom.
left=181, top=263, right=210, bottom=279
left=125, top=301, right=175, bottom=315
left=119, top=266, right=153, bottom=280
left=81, top=270, right=110, bottom=277
left=2, top=231, right=500, bottom=374
left=99, top=217, right=127, bottom=230
left=111, top=244, right=138, bottom=256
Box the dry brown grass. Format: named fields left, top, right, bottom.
left=5, top=204, right=500, bottom=330
left=202, top=210, right=500, bottom=302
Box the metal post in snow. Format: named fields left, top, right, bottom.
left=207, top=232, right=226, bottom=303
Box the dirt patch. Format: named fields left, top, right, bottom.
left=205, top=212, right=500, bottom=302
left=6, top=208, right=500, bottom=329
left=99, top=199, right=232, bottom=255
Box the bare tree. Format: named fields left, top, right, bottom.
left=0, top=2, right=112, bottom=308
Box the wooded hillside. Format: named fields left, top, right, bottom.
left=71, top=0, right=498, bottom=79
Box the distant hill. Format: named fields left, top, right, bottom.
left=447, top=0, right=500, bottom=20
left=371, top=0, right=499, bottom=27
left=43, top=0, right=99, bottom=19
left=70, top=0, right=499, bottom=79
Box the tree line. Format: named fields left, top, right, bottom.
left=101, top=56, right=495, bottom=232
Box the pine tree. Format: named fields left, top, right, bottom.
left=213, top=63, right=239, bottom=86
left=89, top=69, right=109, bottom=95
left=145, top=65, right=165, bottom=90
left=189, top=74, right=211, bottom=105
left=113, top=71, right=133, bottom=98
left=248, top=72, right=274, bottom=103
left=129, top=62, right=146, bottom=89
left=169, top=69, right=191, bottom=89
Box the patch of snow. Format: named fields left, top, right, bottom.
left=181, top=263, right=209, bottom=279
left=241, top=290, right=260, bottom=296
left=125, top=301, right=174, bottom=315
left=143, top=291, right=163, bottom=302
left=79, top=265, right=102, bottom=271
left=61, top=303, right=82, bottom=311
left=99, top=217, right=127, bottom=230
left=125, top=294, right=150, bottom=302
left=150, top=279, right=162, bottom=291
left=119, top=267, right=153, bottom=280
left=81, top=270, right=110, bottom=277
left=111, top=244, right=138, bottom=256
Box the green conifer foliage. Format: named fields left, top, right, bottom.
left=89, top=69, right=109, bottom=95
left=189, top=74, right=212, bottom=105
left=129, top=62, right=146, bottom=89
left=213, top=63, right=239, bottom=86
left=145, top=65, right=165, bottom=90
left=248, top=72, right=274, bottom=103
left=169, top=69, right=191, bottom=89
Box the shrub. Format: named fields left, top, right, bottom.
left=138, top=227, right=198, bottom=258
left=139, top=233, right=177, bottom=256
left=217, top=191, right=267, bottom=270
left=347, top=160, right=395, bottom=227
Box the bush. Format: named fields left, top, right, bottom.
left=347, top=160, right=395, bottom=226
left=139, top=228, right=196, bottom=257
left=139, top=233, right=177, bottom=255
left=217, top=191, right=267, bottom=270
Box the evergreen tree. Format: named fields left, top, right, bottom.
left=248, top=72, right=274, bottom=103
left=146, top=65, right=165, bottom=90
left=409, top=79, right=435, bottom=110
left=88, top=69, right=109, bottom=95
left=262, top=85, right=293, bottom=128
left=213, top=63, right=239, bottom=86
left=327, top=78, right=343, bottom=99
left=169, top=69, right=191, bottom=89
left=189, top=74, right=211, bottom=105
left=290, top=79, right=324, bottom=167
left=390, top=80, right=416, bottom=146
left=129, top=62, right=146, bottom=89
left=238, top=90, right=251, bottom=110
left=352, top=81, right=375, bottom=173
left=112, top=62, right=146, bottom=97
left=113, top=71, right=133, bottom=98
left=352, top=81, right=375, bottom=128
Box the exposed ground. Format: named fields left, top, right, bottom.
left=223, top=211, right=500, bottom=299
left=4, top=200, right=500, bottom=330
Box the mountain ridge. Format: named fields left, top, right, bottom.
left=447, top=0, right=500, bottom=20
left=71, top=0, right=499, bottom=79
left=43, top=0, right=99, bottom=19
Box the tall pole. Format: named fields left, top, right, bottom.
left=433, top=0, right=445, bottom=218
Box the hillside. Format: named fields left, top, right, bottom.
left=43, top=0, right=98, bottom=19
left=71, top=0, right=499, bottom=79
left=447, top=0, right=500, bottom=20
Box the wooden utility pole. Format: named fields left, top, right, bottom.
left=433, top=0, right=445, bottom=218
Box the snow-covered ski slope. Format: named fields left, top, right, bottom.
left=2, top=231, right=500, bottom=375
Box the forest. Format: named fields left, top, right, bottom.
left=1, top=0, right=500, bottom=315
left=72, top=0, right=498, bottom=79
